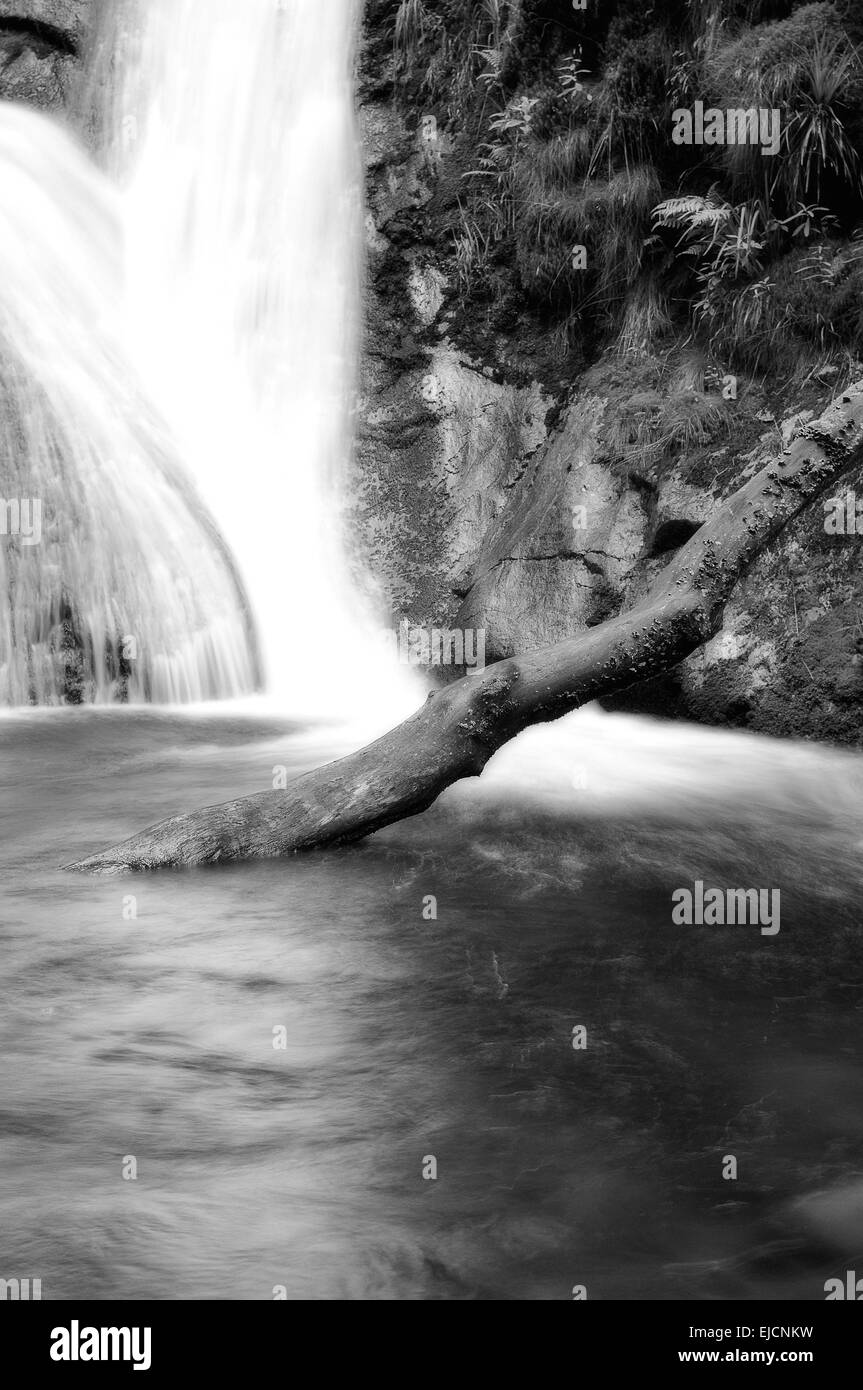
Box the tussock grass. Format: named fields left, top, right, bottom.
left=514, top=163, right=661, bottom=323
left=615, top=278, right=673, bottom=356
left=705, top=4, right=863, bottom=206
left=605, top=374, right=732, bottom=467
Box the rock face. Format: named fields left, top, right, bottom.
left=0, top=0, right=91, bottom=111
left=354, top=18, right=863, bottom=744
left=355, top=100, right=551, bottom=639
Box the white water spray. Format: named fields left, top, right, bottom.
left=102, top=0, right=417, bottom=723
left=0, top=104, right=257, bottom=705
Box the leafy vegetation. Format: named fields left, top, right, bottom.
left=387, top=0, right=863, bottom=379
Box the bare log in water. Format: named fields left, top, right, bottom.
left=68, top=380, right=863, bottom=872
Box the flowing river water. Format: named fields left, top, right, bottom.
left=2, top=704, right=862, bottom=1300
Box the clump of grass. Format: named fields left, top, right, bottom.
left=530, top=128, right=594, bottom=191
left=705, top=2, right=847, bottom=107
left=604, top=375, right=731, bottom=466
left=514, top=162, right=661, bottom=324
left=614, top=276, right=673, bottom=356
left=779, top=35, right=863, bottom=205
left=660, top=386, right=731, bottom=451
left=393, top=0, right=438, bottom=81
left=704, top=278, right=773, bottom=365
left=705, top=4, right=863, bottom=209
left=453, top=200, right=495, bottom=293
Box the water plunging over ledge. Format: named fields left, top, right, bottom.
left=97, top=0, right=415, bottom=722
left=0, top=105, right=258, bottom=704
left=0, top=0, right=416, bottom=721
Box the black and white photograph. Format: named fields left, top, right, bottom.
left=2, top=0, right=863, bottom=1345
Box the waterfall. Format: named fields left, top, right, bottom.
left=97, top=0, right=416, bottom=722
left=0, top=103, right=258, bottom=705
left=0, top=0, right=417, bottom=719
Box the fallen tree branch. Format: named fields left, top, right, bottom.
left=68, top=379, right=863, bottom=871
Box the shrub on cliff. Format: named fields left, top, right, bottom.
left=704, top=3, right=863, bottom=212
left=589, top=29, right=677, bottom=175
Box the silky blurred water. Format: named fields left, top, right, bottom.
left=0, top=104, right=258, bottom=705
left=2, top=705, right=863, bottom=1300
left=95, top=0, right=413, bottom=722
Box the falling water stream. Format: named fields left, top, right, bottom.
left=0, top=106, right=257, bottom=705
left=99, top=0, right=415, bottom=722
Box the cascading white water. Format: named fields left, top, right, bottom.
left=100, top=0, right=417, bottom=723
left=0, top=104, right=258, bottom=705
